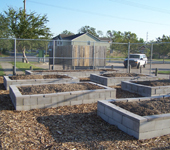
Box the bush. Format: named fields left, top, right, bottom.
left=153, top=53, right=159, bottom=59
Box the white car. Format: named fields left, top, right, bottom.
left=124, top=54, right=147, bottom=69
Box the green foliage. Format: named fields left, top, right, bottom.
left=154, top=35, right=170, bottom=58
left=61, top=30, right=74, bottom=35
left=78, top=26, right=99, bottom=37
left=0, top=14, right=11, bottom=38
left=0, top=7, right=52, bottom=63
left=3, top=7, right=52, bottom=39
left=107, top=30, right=144, bottom=56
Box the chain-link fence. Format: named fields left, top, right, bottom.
left=0, top=38, right=170, bottom=75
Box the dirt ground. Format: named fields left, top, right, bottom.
left=33, top=69, right=116, bottom=72
left=18, top=83, right=104, bottom=95
left=101, top=73, right=146, bottom=77
left=112, top=97, right=170, bottom=116
left=132, top=79, right=170, bottom=86
left=10, top=74, right=70, bottom=80
left=1, top=76, right=170, bottom=149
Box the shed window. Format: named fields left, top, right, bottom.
left=87, top=41, right=90, bottom=45
left=57, top=41, right=63, bottom=46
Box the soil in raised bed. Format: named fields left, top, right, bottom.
left=33, top=69, right=116, bottom=72
left=101, top=73, right=146, bottom=77
left=18, top=83, right=105, bottom=95
left=1, top=76, right=170, bottom=149
left=9, top=74, right=70, bottom=80
left=132, top=79, right=170, bottom=86
left=112, top=97, right=170, bottom=116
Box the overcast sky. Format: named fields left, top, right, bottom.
left=1, top=0, right=170, bottom=42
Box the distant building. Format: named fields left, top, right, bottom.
left=49, top=33, right=110, bottom=69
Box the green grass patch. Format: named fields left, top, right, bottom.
left=0, top=64, right=5, bottom=76
left=158, top=70, right=170, bottom=74
left=0, top=53, right=10, bottom=57
left=152, top=59, right=170, bottom=62
left=10, top=62, right=46, bottom=72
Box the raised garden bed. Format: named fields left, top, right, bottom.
left=97, top=95, right=170, bottom=139
left=25, top=69, right=117, bottom=77
left=121, top=79, right=170, bottom=97
left=90, top=73, right=158, bottom=86
left=10, top=82, right=116, bottom=111
left=4, top=74, right=79, bottom=90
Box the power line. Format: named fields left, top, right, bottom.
left=109, top=0, right=170, bottom=15
left=27, top=0, right=170, bottom=26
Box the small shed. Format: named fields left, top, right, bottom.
left=49, top=33, right=110, bottom=69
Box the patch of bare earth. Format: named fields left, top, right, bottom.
left=0, top=76, right=170, bottom=149
left=101, top=73, right=146, bottom=77
left=112, top=97, right=170, bottom=116
left=18, top=83, right=104, bottom=95
left=9, top=74, right=70, bottom=80
left=132, top=79, right=170, bottom=86
left=33, top=69, right=116, bottom=72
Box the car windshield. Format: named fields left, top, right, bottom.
left=129, top=55, right=140, bottom=59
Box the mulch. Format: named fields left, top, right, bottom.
left=0, top=76, right=170, bottom=149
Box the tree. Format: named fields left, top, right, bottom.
left=107, top=30, right=144, bottom=56
left=61, top=30, right=74, bottom=35
left=78, top=25, right=99, bottom=37
left=97, top=30, right=103, bottom=37
left=1, top=7, right=52, bottom=63
left=154, top=35, right=170, bottom=63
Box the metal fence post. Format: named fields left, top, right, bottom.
left=140, top=66, right=142, bottom=73
left=53, top=40, right=55, bottom=70
left=14, top=38, right=16, bottom=75
left=155, top=68, right=158, bottom=76
left=93, top=42, right=95, bottom=69
left=127, top=42, right=130, bottom=73
left=150, top=43, right=153, bottom=74
left=129, top=65, right=131, bottom=73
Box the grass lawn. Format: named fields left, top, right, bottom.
left=0, top=64, right=5, bottom=76
left=158, top=70, right=170, bottom=74
left=0, top=54, right=10, bottom=57
left=152, top=59, right=170, bottom=62
left=10, top=62, right=46, bottom=72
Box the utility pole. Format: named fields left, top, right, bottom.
left=23, top=0, right=26, bottom=13
left=146, top=32, right=148, bottom=43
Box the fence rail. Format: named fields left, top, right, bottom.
left=0, top=38, right=170, bottom=74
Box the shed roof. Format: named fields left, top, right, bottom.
left=52, top=32, right=102, bottom=41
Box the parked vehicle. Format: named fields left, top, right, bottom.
left=124, top=54, right=147, bottom=69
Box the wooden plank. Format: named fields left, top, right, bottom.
left=79, top=46, right=84, bottom=66
left=84, top=46, right=89, bottom=66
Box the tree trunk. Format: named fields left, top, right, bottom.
left=163, top=56, right=165, bottom=64
left=22, top=46, right=29, bottom=63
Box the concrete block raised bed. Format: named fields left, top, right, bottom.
left=25, top=69, right=116, bottom=77
left=9, top=82, right=116, bottom=111
left=4, top=75, right=79, bottom=90
left=97, top=95, right=170, bottom=139
left=121, top=81, right=170, bottom=97
left=90, top=74, right=158, bottom=86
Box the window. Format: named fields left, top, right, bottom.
left=57, top=40, right=63, bottom=46
left=87, top=41, right=90, bottom=45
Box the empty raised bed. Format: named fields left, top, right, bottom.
left=25, top=69, right=117, bottom=77
left=4, top=74, right=79, bottom=90
left=97, top=95, right=170, bottom=139
left=90, top=73, right=158, bottom=86
left=121, top=79, right=170, bottom=97
left=10, top=82, right=116, bottom=111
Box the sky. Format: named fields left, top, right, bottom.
left=1, top=0, right=170, bottom=42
